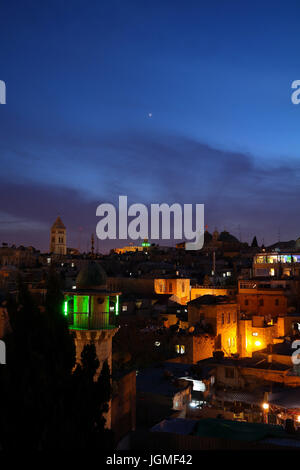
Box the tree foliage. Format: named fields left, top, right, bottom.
left=0, top=272, right=113, bottom=450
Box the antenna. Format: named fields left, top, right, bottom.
left=78, top=226, right=83, bottom=253
left=91, top=233, right=95, bottom=257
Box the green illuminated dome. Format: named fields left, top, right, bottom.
left=76, top=261, right=107, bottom=289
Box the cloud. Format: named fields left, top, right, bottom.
left=1, top=130, right=300, bottom=250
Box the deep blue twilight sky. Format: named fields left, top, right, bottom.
left=0, top=0, right=300, bottom=252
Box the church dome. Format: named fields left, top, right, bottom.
left=76, top=261, right=107, bottom=288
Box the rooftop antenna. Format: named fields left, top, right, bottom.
left=78, top=226, right=83, bottom=253
left=91, top=233, right=95, bottom=257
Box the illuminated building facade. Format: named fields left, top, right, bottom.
left=113, top=239, right=151, bottom=254
left=187, top=296, right=238, bottom=356
left=154, top=278, right=190, bottom=305
left=253, top=252, right=300, bottom=277
left=238, top=316, right=279, bottom=357
left=238, top=280, right=288, bottom=319
left=190, top=285, right=235, bottom=301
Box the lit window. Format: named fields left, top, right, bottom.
left=270, top=268, right=275, bottom=276
left=228, top=338, right=231, bottom=347
left=122, top=305, right=127, bottom=311
left=252, top=332, right=258, bottom=336
left=175, top=345, right=185, bottom=354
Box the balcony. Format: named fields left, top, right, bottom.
left=66, top=311, right=118, bottom=330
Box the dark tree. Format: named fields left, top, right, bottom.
left=251, top=236, right=258, bottom=248
left=0, top=276, right=113, bottom=450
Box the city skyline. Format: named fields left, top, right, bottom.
left=1, top=0, right=300, bottom=251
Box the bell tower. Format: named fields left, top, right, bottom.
left=50, top=216, right=67, bottom=255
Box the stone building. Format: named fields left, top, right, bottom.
left=50, top=216, right=67, bottom=255
left=63, top=261, right=120, bottom=427
left=187, top=295, right=239, bottom=356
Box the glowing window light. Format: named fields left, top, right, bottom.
left=252, top=332, right=258, bottom=336
left=189, top=401, right=198, bottom=408
left=297, top=415, right=300, bottom=423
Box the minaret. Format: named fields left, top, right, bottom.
left=50, top=216, right=67, bottom=255
left=63, top=261, right=120, bottom=428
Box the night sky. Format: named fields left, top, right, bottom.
left=1, top=0, right=300, bottom=252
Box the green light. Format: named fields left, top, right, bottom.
left=63, top=300, right=68, bottom=316
left=142, top=242, right=150, bottom=247
left=74, top=295, right=89, bottom=313
left=116, top=295, right=119, bottom=315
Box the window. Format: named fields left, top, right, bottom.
left=169, top=283, right=173, bottom=292
left=175, top=345, right=185, bottom=355
left=225, top=367, right=234, bottom=379
left=259, top=299, right=264, bottom=306
left=275, top=299, right=279, bottom=306
left=245, top=299, right=249, bottom=306
left=228, top=338, right=231, bottom=347
left=182, top=282, right=185, bottom=293
left=221, top=313, right=224, bottom=325
left=227, top=312, right=230, bottom=324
